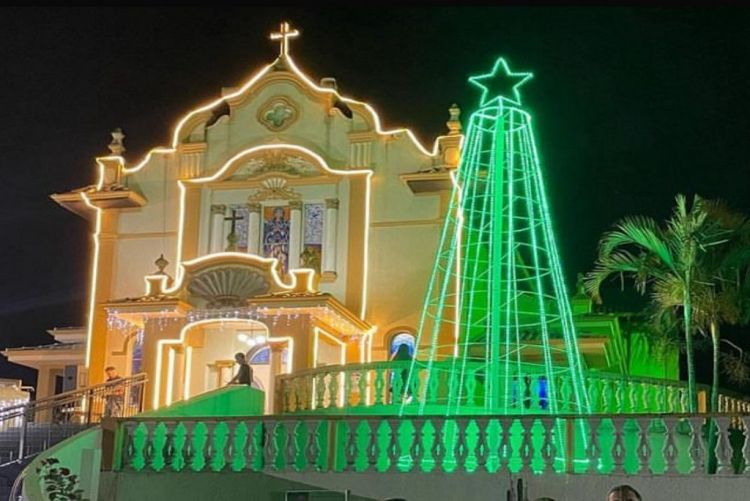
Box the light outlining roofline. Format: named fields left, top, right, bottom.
left=154, top=317, right=294, bottom=409
left=96, top=52, right=454, bottom=180
left=80, top=192, right=102, bottom=369
left=83, top=44, right=463, bottom=370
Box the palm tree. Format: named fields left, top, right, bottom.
left=585, top=195, right=728, bottom=412
left=688, top=201, right=750, bottom=412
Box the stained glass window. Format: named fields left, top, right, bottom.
left=301, top=203, right=324, bottom=273
left=262, top=205, right=291, bottom=273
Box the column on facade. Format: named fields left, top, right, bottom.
left=246, top=203, right=261, bottom=255
left=267, top=344, right=286, bottom=413
left=209, top=204, right=226, bottom=254
left=323, top=198, right=339, bottom=275
left=288, top=200, right=303, bottom=270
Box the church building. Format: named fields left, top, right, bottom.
left=3, top=23, right=673, bottom=413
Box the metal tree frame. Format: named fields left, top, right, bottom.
left=403, top=58, right=590, bottom=416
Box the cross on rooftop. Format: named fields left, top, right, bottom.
left=270, top=22, right=299, bottom=58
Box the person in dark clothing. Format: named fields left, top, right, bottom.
left=389, top=344, right=413, bottom=402
left=228, top=352, right=253, bottom=386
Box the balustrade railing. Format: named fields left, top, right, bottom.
left=0, top=373, right=147, bottom=465
left=275, top=362, right=747, bottom=416
left=111, top=413, right=750, bottom=476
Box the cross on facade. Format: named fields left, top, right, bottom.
left=270, top=21, right=299, bottom=58
left=224, top=209, right=243, bottom=251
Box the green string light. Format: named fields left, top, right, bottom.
left=403, top=57, right=591, bottom=417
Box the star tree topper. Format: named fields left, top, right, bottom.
left=468, top=57, right=533, bottom=107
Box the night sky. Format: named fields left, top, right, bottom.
left=1, top=7, right=749, bottom=386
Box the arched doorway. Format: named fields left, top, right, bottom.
left=154, top=318, right=291, bottom=412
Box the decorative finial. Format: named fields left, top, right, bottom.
left=468, top=57, right=533, bottom=107
left=108, top=127, right=126, bottom=156
left=270, top=21, right=299, bottom=58
left=447, top=103, right=462, bottom=135
left=154, top=254, right=169, bottom=275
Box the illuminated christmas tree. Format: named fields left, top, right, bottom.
left=404, top=58, right=590, bottom=416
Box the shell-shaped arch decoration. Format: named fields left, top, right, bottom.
left=186, top=266, right=271, bottom=308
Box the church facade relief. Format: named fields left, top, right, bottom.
left=258, top=96, right=299, bottom=131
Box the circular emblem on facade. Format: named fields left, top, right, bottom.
left=258, top=97, right=298, bottom=132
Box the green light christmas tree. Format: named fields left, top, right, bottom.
left=403, top=57, right=590, bottom=416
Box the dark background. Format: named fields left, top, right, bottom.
left=1, top=7, right=749, bottom=387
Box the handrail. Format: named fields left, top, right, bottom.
left=0, top=373, right=147, bottom=416
left=277, top=360, right=688, bottom=388
left=115, top=410, right=750, bottom=424
left=0, top=373, right=148, bottom=471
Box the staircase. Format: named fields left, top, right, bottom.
left=0, top=374, right=147, bottom=500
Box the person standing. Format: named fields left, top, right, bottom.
left=227, top=352, right=253, bottom=386
left=103, top=366, right=124, bottom=418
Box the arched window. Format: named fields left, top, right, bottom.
left=130, top=330, right=144, bottom=374
left=389, top=332, right=416, bottom=357
left=247, top=346, right=289, bottom=366
left=248, top=346, right=270, bottom=365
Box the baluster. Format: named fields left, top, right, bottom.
left=586, top=377, right=602, bottom=412
left=285, top=378, right=296, bottom=412
left=498, top=418, right=512, bottom=473
left=409, top=419, right=426, bottom=472
left=473, top=418, right=489, bottom=472
left=229, top=421, right=247, bottom=472
left=182, top=421, right=197, bottom=472
left=122, top=421, right=139, bottom=470
left=559, top=376, right=572, bottom=413
left=714, top=416, right=733, bottom=474
left=635, top=419, right=651, bottom=474
left=595, top=418, right=615, bottom=474
left=386, top=419, right=400, bottom=472
left=335, top=420, right=352, bottom=471
left=339, top=367, right=355, bottom=409
left=427, top=370, right=440, bottom=406
left=357, top=370, right=366, bottom=407
left=274, top=421, right=290, bottom=471
left=662, top=417, right=679, bottom=474
left=465, top=370, right=477, bottom=408
left=219, top=420, right=235, bottom=471
left=203, top=421, right=218, bottom=472
left=611, top=417, right=626, bottom=474
left=741, top=416, right=750, bottom=474
left=284, top=421, right=307, bottom=471
left=263, top=421, right=277, bottom=470
left=614, top=380, right=625, bottom=413
left=516, top=418, right=533, bottom=474
left=679, top=387, right=689, bottom=413
left=161, top=421, right=176, bottom=472
left=330, top=370, right=340, bottom=408
left=245, top=420, right=263, bottom=471
left=358, top=418, right=376, bottom=471
left=431, top=419, right=445, bottom=472
left=372, top=368, right=383, bottom=406
left=601, top=379, right=614, bottom=413
left=303, top=419, right=321, bottom=471
left=586, top=416, right=601, bottom=474
left=455, top=418, right=471, bottom=472
left=529, top=376, right=542, bottom=413
left=143, top=422, right=155, bottom=472
left=687, top=416, right=707, bottom=473
left=626, top=382, right=637, bottom=413
left=539, top=417, right=554, bottom=474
